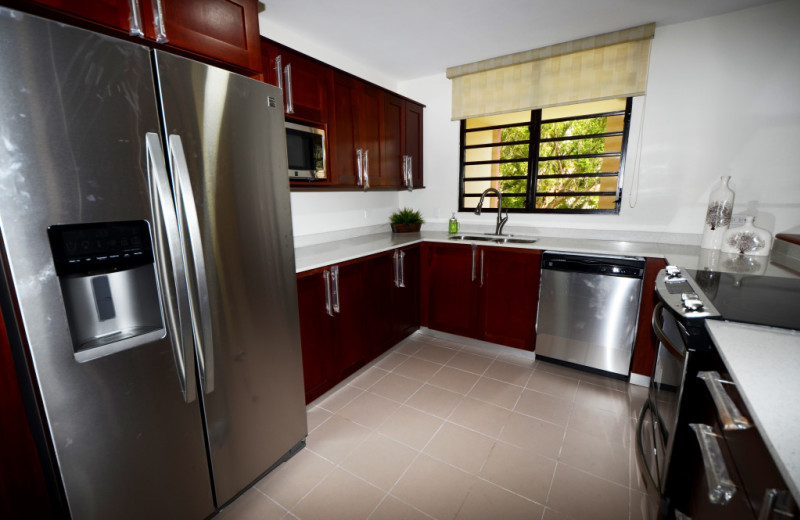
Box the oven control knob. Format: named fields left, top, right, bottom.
left=683, top=298, right=704, bottom=312
left=665, top=265, right=681, bottom=278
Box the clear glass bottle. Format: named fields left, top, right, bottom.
left=721, top=216, right=772, bottom=256
left=448, top=212, right=459, bottom=234
left=701, top=176, right=735, bottom=250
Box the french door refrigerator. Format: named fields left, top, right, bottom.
left=0, top=8, right=307, bottom=519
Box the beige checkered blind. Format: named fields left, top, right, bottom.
left=447, top=24, right=655, bottom=121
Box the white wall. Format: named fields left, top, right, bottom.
left=278, top=0, right=800, bottom=239
left=397, top=0, right=800, bottom=237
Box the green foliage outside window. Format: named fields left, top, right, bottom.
left=498, top=117, right=608, bottom=209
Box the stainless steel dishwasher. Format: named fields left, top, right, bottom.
left=536, top=251, right=645, bottom=377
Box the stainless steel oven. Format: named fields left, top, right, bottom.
left=636, top=267, right=720, bottom=519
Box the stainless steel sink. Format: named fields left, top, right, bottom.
left=448, top=234, right=538, bottom=244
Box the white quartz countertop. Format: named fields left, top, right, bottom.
left=294, top=229, right=798, bottom=276
left=705, top=320, right=800, bottom=502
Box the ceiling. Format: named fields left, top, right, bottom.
left=258, top=0, right=778, bottom=82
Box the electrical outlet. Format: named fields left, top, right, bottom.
left=730, top=215, right=747, bottom=227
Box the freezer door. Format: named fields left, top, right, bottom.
left=0, top=10, right=213, bottom=520
left=153, top=51, right=308, bottom=505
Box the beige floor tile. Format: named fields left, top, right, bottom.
left=494, top=349, right=536, bottom=368
left=630, top=490, right=650, bottom=520
left=306, top=406, right=332, bottom=433
left=413, top=344, right=459, bottom=364
left=256, top=449, right=335, bottom=510
left=317, top=385, right=363, bottom=412
left=340, top=433, right=418, bottom=491
left=541, top=508, right=570, bottom=520
left=423, top=423, right=495, bottom=474
left=546, top=463, right=629, bottom=520
left=484, top=359, right=533, bottom=386
left=526, top=369, right=580, bottom=401
left=628, top=384, right=649, bottom=419
left=535, top=360, right=588, bottom=379
left=428, top=366, right=480, bottom=395
left=574, top=381, right=631, bottom=416
left=368, top=373, right=424, bottom=403
left=405, top=384, right=463, bottom=418
left=454, top=479, right=544, bottom=520
left=391, top=454, right=475, bottom=520
left=377, top=405, right=445, bottom=450
left=576, top=371, right=629, bottom=392
left=305, top=415, right=371, bottom=464
left=290, top=468, right=385, bottom=520
left=558, top=428, right=629, bottom=487
left=216, top=487, right=286, bottom=520
left=467, top=377, right=524, bottom=409
left=393, top=357, right=443, bottom=381
left=567, top=403, right=630, bottom=448
left=479, top=442, right=556, bottom=503
left=369, top=496, right=433, bottom=520
left=375, top=352, right=410, bottom=371
left=338, top=392, right=400, bottom=430
left=448, top=397, right=511, bottom=439
left=445, top=351, right=494, bottom=374
left=393, top=341, right=423, bottom=356
left=630, top=442, right=649, bottom=493
left=499, top=412, right=565, bottom=460
left=349, top=367, right=390, bottom=390
left=514, top=389, right=572, bottom=426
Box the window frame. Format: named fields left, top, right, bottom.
left=458, top=97, right=633, bottom=214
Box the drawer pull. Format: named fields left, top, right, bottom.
left=697, top=371, right=752, bottom=431
left=690, top=423, right=737, bottom=505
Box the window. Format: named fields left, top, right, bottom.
left=459, top=98, right=632, bottom=213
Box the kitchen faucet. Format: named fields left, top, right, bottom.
left=474, top=187, right=508, bottom=235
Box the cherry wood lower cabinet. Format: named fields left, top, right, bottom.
left=422, top=243, right=540, bottom=350
left=295, top=246, right=420, bottom=403
left=630, top=257, right=667, bottom=378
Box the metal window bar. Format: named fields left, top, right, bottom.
left=541, top=109, right=626, bottom=125
left=540, top=131, right=624, bottom=143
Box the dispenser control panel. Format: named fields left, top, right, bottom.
left=47, top=220, right=154, bottom=276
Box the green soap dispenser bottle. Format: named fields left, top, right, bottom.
left=448, top=212, right=459, bottom=234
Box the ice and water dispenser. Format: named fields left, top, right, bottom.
left=48, top=220, right=165, bottom=362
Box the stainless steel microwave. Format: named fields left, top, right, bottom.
left=286, top=121, right=326, bottom=181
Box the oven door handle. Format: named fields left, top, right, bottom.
left=652, top=301, right=686, bottom=361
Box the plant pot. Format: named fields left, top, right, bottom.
left=391, top=223, right=422, bottom=233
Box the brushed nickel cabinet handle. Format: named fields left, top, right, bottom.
left=689, top=423, right=737, bottom=505
left=697, top=371, right=752, bottom=431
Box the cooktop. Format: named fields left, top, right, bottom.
left=686, top=268, right=800, bottom=331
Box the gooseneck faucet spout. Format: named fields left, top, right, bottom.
left=474, top=188, right=509, bottom=235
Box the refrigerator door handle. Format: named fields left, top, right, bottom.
left=168, top=134, right=215, bottom=394
left=146, top=132, right=196, bottom=403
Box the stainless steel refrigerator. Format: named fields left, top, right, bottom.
left=0, top=8, right=307, bottom=519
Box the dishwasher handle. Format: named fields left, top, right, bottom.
left=541, top=253, right=645, bottom=278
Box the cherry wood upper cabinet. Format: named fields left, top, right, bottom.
left=404, top=101, right=424, bottom=189
left=144, top=0, right=262, bottom=73
left=262, top=40, right=330, bottom=124
left=14, top=0, right=262, bottom=73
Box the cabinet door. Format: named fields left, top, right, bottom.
left=358, top=85, right=382, bottom=188
left=404, top=101, right=423, bottom=189
left=426, top=243, right=479, bottom=338
left=146, top=0, right=262, bottom=72
left=630, top=257, right=667, bottom=377
left=378, top=93, right=404, bottom=187
left=296, top=271, right=335, bottom=403
left=478, top=247, right=540, bottom=350
left=23, top=0, right=133, bottom=33
left=280, top=49, right=329, bottom=123
left=392, top=246, right=421, bottom=344
left=333, top=262, right=367, bottom=379
left=329, top=73, right=361, bottom=186
left=362, top=253, right=395, bottom=359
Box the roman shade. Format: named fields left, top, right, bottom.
left=446, top=24, right=655, bottom=120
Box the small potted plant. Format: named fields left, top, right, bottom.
left=389, top=207, right=424, bottom=233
